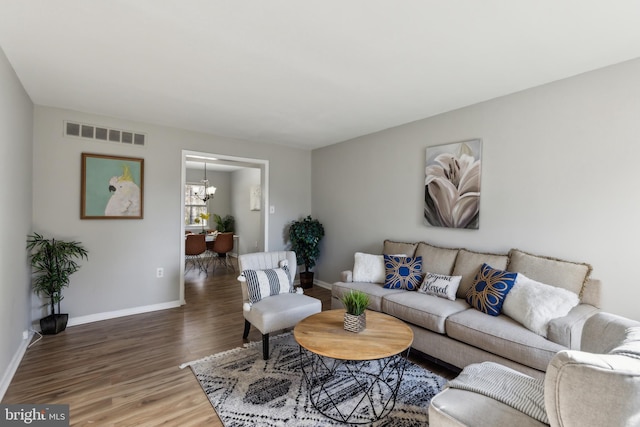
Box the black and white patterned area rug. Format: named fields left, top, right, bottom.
left=180, top=332, right=446, bottom=426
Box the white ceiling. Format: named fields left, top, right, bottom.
left=1, top=1, right=640, bottom=149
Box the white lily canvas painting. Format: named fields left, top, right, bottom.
left=424, top=139, right=482, bottom=229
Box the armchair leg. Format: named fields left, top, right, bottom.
left=262, top=333, right=269, bottom=360
left=243, top=319, right=251, bottom=339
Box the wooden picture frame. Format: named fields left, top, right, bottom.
left=81, top=153, right=144, bottom=219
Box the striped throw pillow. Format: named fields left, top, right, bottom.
left=243, top=266, right=292, bottom=304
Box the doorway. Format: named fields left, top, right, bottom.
left=180, top=150, right=269, bottom=304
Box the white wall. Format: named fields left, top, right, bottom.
left=232, top=167, right=262, bottom=254
left=0, top=47, right=33, bottom=397
left=32, top=106, right=311, bottom=321
left=312, top=58, right=640, bottom=321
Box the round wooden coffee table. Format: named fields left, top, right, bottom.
left=294, top=309, right=413, bottom=424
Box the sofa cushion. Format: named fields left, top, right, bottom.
left=429, top=388, right=548, bottom=427
left=331, top=281, right=404, bottom=312
left=382, top=292, right=469, bottom=334
left=352, top=252, right=385, bottom=283
left=383, top=239, right=417, bottom=257
left=383, top=255, right=423, bottom=290
left=466, top=263, right=517, bottom=316
left=446, top=309, right=566, bottom=371
left=414, top=242, right=459, bottom=275
left=507, top=249, right=592, bottom=297
left=418, top=272, right=461, bottom=301
left=503, top=273, right=580, bottom=337
left=452, top=249, right=509, bottom=299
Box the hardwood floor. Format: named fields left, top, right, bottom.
left=3, top=260, right=455, bottom=426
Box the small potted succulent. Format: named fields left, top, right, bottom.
left=341, top=290, right=370, bottom=333
left=26, top=233, right=89, bottom=334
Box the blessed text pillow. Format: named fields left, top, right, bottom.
left=419, top=272, right=462, bottom=301
left=383, top=255, right=423, bottom=290
left=466, top=263, right=517, bottom=316
left=502, top=273, right=580, bottom=337
left=243, top=266, right=292, bottom=304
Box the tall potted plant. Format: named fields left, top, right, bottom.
left=26, top=232, right=89, bottom=334
left=288, top=215, right=325, bottom=288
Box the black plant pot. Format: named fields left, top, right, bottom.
left=299, top=271, right=314, bottom=289
left=40, top=313, right=68, bottom=335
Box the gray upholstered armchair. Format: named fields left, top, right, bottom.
left=237, top=251, right=321, bottom=360
left=429, top=312, right=640, bottom=427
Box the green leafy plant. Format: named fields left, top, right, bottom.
left=288, top=215, right=325, bottom=272
left=26, top=233, right=89, bottom=316
left=213, top=214, right=235, bottom=233
left=341, top=290, right=370, bottom=316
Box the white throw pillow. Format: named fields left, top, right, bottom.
left=352, top=252, right=385, bottom=283
left=503, top=273, right=580, bottom=337
left=418, top=272, right=461, bottom=301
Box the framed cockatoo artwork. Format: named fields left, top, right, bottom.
left=81, top=153, right=144, bottom=219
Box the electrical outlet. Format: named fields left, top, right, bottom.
left=22, top=330, right=29, bottom=340
left=156, top=268, right=164, bottom=278
left=269, top=205, right=275, bottom=214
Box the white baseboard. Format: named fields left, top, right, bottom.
left=66, top=300, right=182, bottom=328
left=293, top=279, right=331, bottom=290
left=0, top=331, right=33, bottom=401
left=314, top=280, right=332, bottom=290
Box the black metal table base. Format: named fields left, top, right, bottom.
left=298, top=346, right=411, bottom=424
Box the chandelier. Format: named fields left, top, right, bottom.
left=199, top=163, right=217, bottom=202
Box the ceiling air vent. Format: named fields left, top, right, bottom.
left=64, top=121, right=146, bottom=146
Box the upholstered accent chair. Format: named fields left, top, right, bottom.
left=237, top=251, right=321, bottom=360
left=429, top=312, right=640, bottom=427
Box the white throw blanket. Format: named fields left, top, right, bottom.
left=447, top=362, right=549, bottom=424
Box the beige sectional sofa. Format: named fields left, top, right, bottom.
left=331, top=240, right=601, bottom=379
left=429, top=312, right=640, bottom=427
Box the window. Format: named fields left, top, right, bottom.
left=185, top=183, right=209, bottom=227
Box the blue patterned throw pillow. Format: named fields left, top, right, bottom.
left=383, top=255, right=423, bottom=290
left=466, top=263, right=517, bottom=316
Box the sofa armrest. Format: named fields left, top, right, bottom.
left=547, top=304, right=598, bottom=349
left=341, top=270, right=353, bottom=282
left=580, top=311, right=640, bottom=354
left=544, top=349, right=640, bottom=427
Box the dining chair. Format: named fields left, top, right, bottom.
left=211, top=232, right=235, bottom=271
left=185, top=234, right=209, bottom=275
left=205, top=232, right=216, bottom=253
